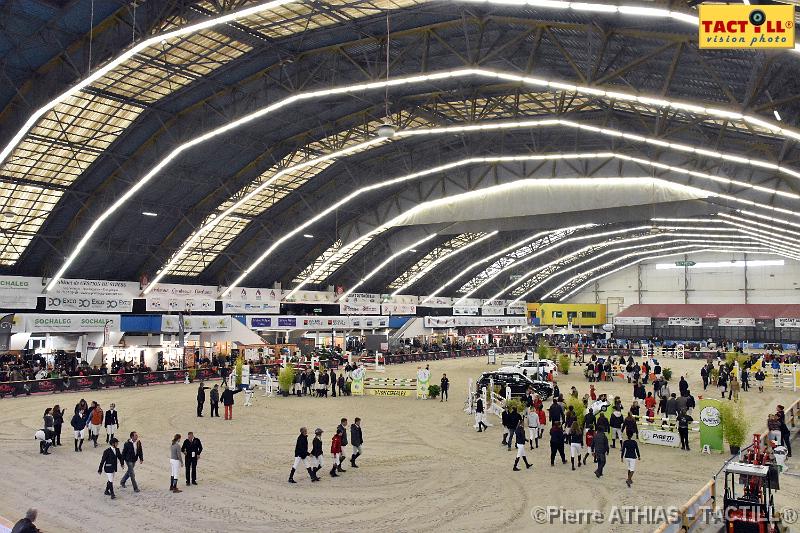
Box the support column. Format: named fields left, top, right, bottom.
left=637, top=263, right=643, bottom=304
left=683, top=254, right=689, bottom=304
left=743, top=252, right=749, bottom=304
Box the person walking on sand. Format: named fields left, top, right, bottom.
left=621, top=431, right=641, bottom=487
left=220, top=384, right=242, bottom=420
left=169, top=434, right=183, bottom=493
left=330, top=427, right=344, bottom=477
left=209, top=385, right=220, bottom=418
left=70, top=408, right=87, bottom=452
left=527, top=404, right=541, bottom=449
left=475, top=396, right=488, bottom=432
left=336, top=418, right=348, bottom=473
left=97, top=437, right=123, bottom=500
left=549, top=421, right=567, bottom=466
left=350, top=417, right=363, bottom=468
left=310, top=428, right=325, bottom=477
left=120, top=431, right=143, bottom=492
left=288, top=427, right=319, bottom=483
left=592, top=427, right=609, bottom=478
left=104, top=403, right=119, bottom=444
left=196, top=381, right=210, bottom=417
left=89, top=402, right=104, bottom=448
left=440, top=374, right=449, bottom=402
left=568, top=421, right=584, bottom=470
left=513, top=420, right=532, bottom=471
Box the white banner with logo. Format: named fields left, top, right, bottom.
left=221, top=300, right=279, bottom=314
left=481, top=298, right=508, bottom=308
left=423, top=316, right=527, bottom=328
left=345, top=293, right=381, bottom=304
left=0, top=276, right=41, bottom=309
left=421, top=296, right=454, bottom=308
left=146, top=297, right=215, bottom=312
left=381, top=303, right=416, bottom=315
left=613, top=316, right=652, bottom=326
left=481, top=306, right=505, bottom=316
left=384, top=294, right=419, bottom=305
left=506, top=302, right=527, bottom=315
left=775, top=317, right=800, bottom=328
left=49, top=278, right=139, bottom=298
left=161, top=315, right=231, bottom=332
left=718, top=317, right=756, bottom=327
left=668, top=317, right=702, bottom=326
left=453, top=306, right=479, bottom=316
left=19, top=314, right=121, bottom=333
left=348, top=316, right=388, bottom=328
left=281, top=289, right=336, bottom=304
left=147, top=283, right=217, bottom=299
left=223, top=286, right=281, bottom=303
left=45, top=295, right=133, bottom=313
left=340, top=302, right=381, bottom=315
left=247, top=315, right=387, bottom=330
left=639, top=428, right=680, bottom=447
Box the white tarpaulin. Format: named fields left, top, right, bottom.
left=0, top=275, right=40, bottom=309
left=381, top=303, right=416, bottom=315
left=614, top=316, right=652, bottom=326
left=147, top=283, right=217, bottom=298
left=16, top=314, right=121, bottom=333
left=639, top=429, right=680, bottom=447
left=775, top=317, right=800, bottom=328
left=45, top=295, right=133, bottom=313
left=146, top=297, right=215, bottom=312
left=247, top=315, right=387, bottom=330
left=668, top=317, right=702, bottom=326
left=282, top=289, right=336, bottom=304
left=506, top=302, right=527, bottom=315
left=423, top=316, right=527, bottom=327
left=718, top=317, right=756, bottom=327
left=422, top=296, right=454, bottom=308
left=390, top=178, right=709, bottom=227
left=222, top=286, right=281, bottom=302
left=221, top=300, right=279, bottom=314
left=340, top=303, right=381, bottom=315
left=162, top=315, right=231, bottom=332
left=481, top=306, right=505, bottom=316
left=453, top=306, right=479, bottom=315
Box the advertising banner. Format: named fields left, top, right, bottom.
left=49, top=278, right=140, bottom=298
left=416, top=367, right=430, bottom=399
left=346, top=293, right=381, bottom=304
left=221, top=300, right=279, bottom=314
left=423, top=316, right=527, bottom=328
left=384, top=294, right=419, bottom=305
left=668, top=317, right=702, bottom=326
left=0, top=314, right=13, bottom=351
left=223, top=286, right=280, bottom=302
left=698, top=4, right=794, bottom=49
left=613, top=316, right=652, bottom=326
left=365, top=388, right=411, bottom=397
left=775, top=317, right=800, bottom=328
left=21, top=314, right=121, bottom=333
left=147, top=283, right=217, bottom=298
left=161, top=315, right=231, bottom=333
left=420, top=296, right=454, bottom=308
left=145, top=297, right=215, bottom=312
left=481, top=306, right=505, bottom=316
left=351, top=367, right=366, bottom=396
left=699, top=398, right=724, bottom=453
left=718, top=317, right=756, bottom=327
left=0, top=276, right=40, bottom=309
left=281, top=289, right=336, bottom=304
left=453, top=306, right=479, bottom=316
left=381, top=303, right=416, bottom=315
left=45, top=295, right=133, bottom=313
left=639, top=428, right=680, bottom=447
left=297, top=316, right=349, bottom=329
left=506, top=302, right=527, bottom=315
left=340, top=302, right=381, bottom=315
left=348, top=316, right=388, bottom=329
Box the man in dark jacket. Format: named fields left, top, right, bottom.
left=506, top=408, right=522, bottom=451
left=196, top=381, right=209, bottom=417
left=329, top=369, right=337, bottom=398
left=11, top=508, right=39, bottom=533
left=120, top=431, right=144, bottom=492
left=210, top=385, right=220, bottom=417
left=592, top=430, right=610, bottom=477
left=220, top=385, right=241, bottom=420
left=104, top=403, right=119, bottom=443
left=70, top=410, right=87, bottom=452
left=350, top=418, right=364, bottom=467
left=98, top=437, right=123, bottom=499
left=181, top=432, right=203, bottom=486
left=501, top=406, right=511, bottom=446
left=548, top=398, right=564, bottom=425
left=440, top=374, right=449, bottom=402
left=336, top=418, right=348, bottom=472
left=288, top=427, right=318, bottom=483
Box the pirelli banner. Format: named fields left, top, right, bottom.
left=699, top=4, right=795, bottom=49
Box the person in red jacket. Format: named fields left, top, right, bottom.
left=330, top=427, right=344, bottom=477
left=89, top=403, right=104, bottom=448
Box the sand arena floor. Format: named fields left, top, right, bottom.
left=0, top=356, right=797, bottom=533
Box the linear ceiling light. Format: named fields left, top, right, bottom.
left=338, top=233, right=438, bottom=300
left=44, top=65, right=800, bottom=292
left=390, top=231, right=498, bottom=296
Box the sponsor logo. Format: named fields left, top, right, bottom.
left=700, top=406, right=721, bottom=427
left=699, top=5, right=794, bottom=49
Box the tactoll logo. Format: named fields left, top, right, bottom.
left=699, top=5, right=795, bottom=49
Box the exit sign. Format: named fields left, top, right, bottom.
left=675, top=261, right=696, bottom=267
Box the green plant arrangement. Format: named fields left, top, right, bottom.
left=536, top=341, right=552, bottom=361
left=505, top=398, right=526, bottom=414
left=278, top=364, right=295, bottom=397
left=565, top=395, right=586, bottom=426
left=662, top=368, right=673, bottom=382
left=557, top=354, right=571, bottom=375
left=188, top=368, right=197, bottom=382
left=719, top=399, right=749, bottom=454
left=428, top=384, right=441, bottom=399
left=710, top=366, right=720, bottom=383
left=234, top=354, right=244, bottom=387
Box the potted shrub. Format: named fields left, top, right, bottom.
left=565, top=395, right=586, bottom=426
left=720, top=399, right=749, bottom=455
left=505, top=398, right=526, bottom=414
left=537, top=342, right=552, bottom=361
left=188, top=368, right=197, bottom=382
left=278, top=364, right=294, bottom=397
left=234, top=354, right=244, bottom=387
left=662, top=368, right=672, bottom=382
left=428, top=384, right=441, bottom=399
left=557, top=354, right=571, bottom=375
